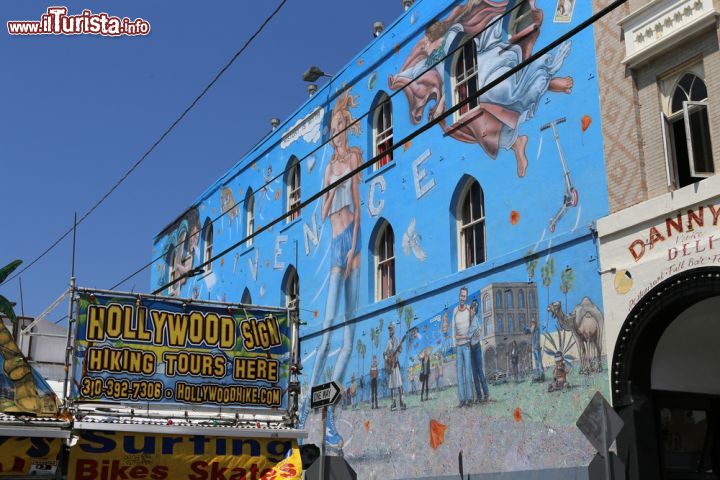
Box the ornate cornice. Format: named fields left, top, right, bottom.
left=618, top=0, right=719, bottom=67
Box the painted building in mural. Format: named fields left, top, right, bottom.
left=594, top=0, right=720, bottom=478
left=151, top=0, right=612, bottom=477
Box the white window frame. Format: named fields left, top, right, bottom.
left=246, top=195, right=255, bottom=247
left=457, top=180, right=486, bottom=271
left=375, top=223, right=395, bottom=301
left=452, top=40, right=479, bottom=121
left=286, top=161, right=301, bottom=222
left=373, top=96, right=394, bottom=170
left=660, top=67, right=714, bottom=188
left=203, top=222, right=213, bottom=272
left=684, top=100, right=713, bottom=178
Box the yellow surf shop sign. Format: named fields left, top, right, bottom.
left=0, top=436, right=62, bottom=477
left=68, top=431, right=302, bottom=480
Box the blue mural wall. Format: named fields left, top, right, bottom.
left=151, top=0, right=610, bottom=477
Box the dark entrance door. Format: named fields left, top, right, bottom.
left=610, top=268, right=720, bottom=480
left=654, top=391, right=719, bottom=479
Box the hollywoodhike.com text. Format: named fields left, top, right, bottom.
left=7, top=7, right=150, bottom=36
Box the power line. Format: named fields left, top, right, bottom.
left=0, top=0, right=289, bottom=289
left=153, top=0, right=628, bottom=295
left=110, top=1, right=528, bottom=290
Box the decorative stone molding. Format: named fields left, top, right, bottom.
left=619, top=0, right=719, bottom=67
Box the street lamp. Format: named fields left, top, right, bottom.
left=302, top=66, right=331, bottom=83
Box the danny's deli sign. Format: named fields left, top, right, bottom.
left=627, top=204, right=720, bottom=263
left=607, top=202, right=720, bottom=313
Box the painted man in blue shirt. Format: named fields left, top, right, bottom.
left=469, top=299, right=490, bottom=402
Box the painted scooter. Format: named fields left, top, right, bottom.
left=541, top=117, right=578, bottom=233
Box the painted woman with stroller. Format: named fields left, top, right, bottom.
left=300, top=89, right=363, bottom=450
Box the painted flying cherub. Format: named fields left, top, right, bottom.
left=389, top=0, right=574, bottom=178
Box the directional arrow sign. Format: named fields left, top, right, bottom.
left=310, top=381, right=341, bottom=410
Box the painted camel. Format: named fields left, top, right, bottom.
left=547, top=297, right=604, bottom=374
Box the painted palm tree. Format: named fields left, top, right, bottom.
left=403, top=306, right=414, bottom=364
left=540, top=257, right=556, bottom=327
left=0, top=260, right=43, bottom=414
left=560, top=266, right=575, bottom=312
left=524, top=250, right=539, bottom=281
left=358, top=339, right=367, bottom=378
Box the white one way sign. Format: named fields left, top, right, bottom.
left=310, top=381, right=341, bottom=409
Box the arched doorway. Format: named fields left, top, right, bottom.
left=612, top=267, right=720, bottom=479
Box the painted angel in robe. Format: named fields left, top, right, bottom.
left=388, top=0, right=574, bottom=178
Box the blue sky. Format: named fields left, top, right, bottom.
left=1, top=1, right=404, bottom=320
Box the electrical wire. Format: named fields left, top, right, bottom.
left=0, top=0, right=289, bottom=289
left=110, top=0, right=529, bottom=290
left=152, top=0, right=628, bottom=295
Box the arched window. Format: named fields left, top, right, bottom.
left=484, top=316, right=493, bottom=336
left=285, top=157, right=301, bottom=222
left=507, top=314, right=515, bottom=333
left=509, top=1, right=534, bottom=39
left=283, top=266, right=299, bottom=308
left=453, top=40, right=479, bottom=118
left=241, top=287, right=252, bottom=305
left=457, top=179, right=486, bottom=270
left=482, top=293, right=491, bottom=314
left=245, top=189, right=255, bottom=247
left=375, top=222, right=395, bottom=301
left=518, top=290, right=526, bottom=309
left=202, top=219, right=213, bottom=272
left=373, top=94, right=394, bottom=169
left=495, top=291, right=503, bottom=309
left=663, top=71, right=713, bottom=188
left=529, top=290, right=536, bottom=309
left=497, top=314, right=504, bottom=334
left=505, top=290, right=514, bottom=309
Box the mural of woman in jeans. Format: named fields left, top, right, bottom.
left=300, top=89, right=362, bottom=450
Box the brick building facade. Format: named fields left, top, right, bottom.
left=595, top=0, right=720, bottom=477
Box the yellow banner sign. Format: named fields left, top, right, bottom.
left=0, top=437, right=61, bottom=477
left=68, top=431, right=302, bottom=480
